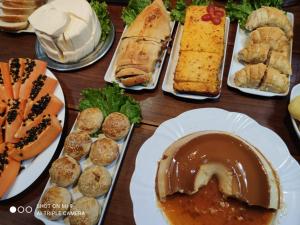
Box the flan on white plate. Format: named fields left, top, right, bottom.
left=156, top=131, right=280, bottom=225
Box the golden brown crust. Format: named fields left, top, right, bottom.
left=245, top=6, right=293, bottom=39
left=173, top=81, right=219, bottom=96
left=76, top=108, right=103, bottom=134
left=63, top=131, right=92, bottom=161
left=180, top=6, right=225, bottom=55
left=68, top=197, right=100, bottom=225
left=89, top=137, right=119, bottom=166
left=49, top=155, right=81, bottom=187
left=39, top=186, right=71, bottom=220
left=123, top=0, right=171, bottom=41
left=78, top=166, right=112, bottom=198
left=0, top=15, right=28, bottom=22
left=260, top=67, right=289, bottom=93
left=234, top=63, right=267, bottom=89
left=102, top=112, right=130, bottom=141
left=120, top=74, right=151, bottom=87
left=173, top=6, right=224, bottom=96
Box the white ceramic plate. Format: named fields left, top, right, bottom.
left=34, top=120, right=134, bottom=225
left=162, top=17, right=230, bottom=100
left=104, top=21, right=175, bottom=90
left=290, top=84, right=300, bottom=138
left=130, top=108, right=300, bottom=225
left=1, top=69, right=66, bottom=200
left=227, top=13, right=294, bottom=97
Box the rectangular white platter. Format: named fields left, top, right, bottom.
left=162, top=17, right=230, bottom=100
left=290, top=84, right=300, bottom=139
left=34, top=115, right=134, bottom=225
left=227, top=12, right=294, bottom=97
left=104, top=21, right=175, bottom=91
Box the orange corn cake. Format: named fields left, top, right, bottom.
left=174, top=5, right=225, bottom=96
left=174, top=51, right=222, bottom=95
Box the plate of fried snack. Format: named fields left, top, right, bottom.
left=228, top=6, right=294, bottom=97
left=104, top=0, right=174, bottom=90
left=289, top=84, right=300, bottom=138
left=0, top=58, right=65, bottom=200
left=162, top=4, right=229, bottom=100
left=130, top=108, right=300, bottom=225
left=34, top=84, right=141, bottom=225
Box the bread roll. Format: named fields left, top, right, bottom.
left=102, top=112, right=130, bottom=141
left=68, top=197, right=101, bottom=225
left=76, top=108, right=103, bottom=134
left=89, top=137, right=119, bottom=166
left=78, top=166, right=111, bottom=198
left=39, top=186, right=71, bottom=220
left=63, top=131, right=92, bottom=161
left=49, top=155, right=81, bottom=187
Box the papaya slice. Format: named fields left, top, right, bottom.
left=9, top=115, right=62, bottom=161
left=5, top=99, right=26, bottom=143
left=9, top=58, right=25, bottom=99
left=0, top=102, right=6, bottom=128
left=0, top=63, right=13, bottom=102
left=29, top=74, right=58, bottom=101
left=15, top=94, right=63, bottom=138
left=19, top=59, right=47, bottom=100
left=0, top=143, right=20, bottom=198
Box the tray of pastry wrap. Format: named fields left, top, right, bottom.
left=162, top=5, right=229, bottom=100
left=104, top=0, right=175, bottom=90
left=227, top=7, right=294, bottom=97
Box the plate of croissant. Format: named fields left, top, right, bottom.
left=227, top=6, right=293, bottom=97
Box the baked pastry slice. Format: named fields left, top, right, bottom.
left=115, top=37, right=163, bottom=86
left=260, top=67, right=289, bottom=93
left=248, top=27, right=290, bottom=55
left=245, top=6, right=293, bottom=39
left=238, top=43, right=270, bottom=64
left=123, top=0, right=171, bottom=42
left=234, top=63, right=267, bottom=88
left=173, top=51, right=222, bottom=96
left=180, top=6, right=225, bottom=55
left=268, top=51, right=292, bottom=75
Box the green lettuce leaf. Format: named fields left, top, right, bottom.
left=79, top=83, right=142, bottom=124
left=90, top=0, right=111, bottom=42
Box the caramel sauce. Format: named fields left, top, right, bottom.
left=159, top=178, right=275, bottom=225
left=166, top=133, right=270, bottom=208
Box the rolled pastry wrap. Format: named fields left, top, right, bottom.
left=268, top=51, right=292, bottom=75
left=245, top=6, right=293, bottom=39
left=238, top=43, right=270, bottom=64
left=260, top=67, right=289, bottom=93
left=234, top=63, right=267, bottom=88
left=120, top=74, right=151, bottom=87
left=247, top=27, right=290, bottom=55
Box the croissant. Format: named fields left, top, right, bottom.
left=234, top=63, right=267, bottom=88
left=248, top=27, right=290, bottom=55
left=245, top=7, right=293, bottom=39
left=238, top=43, right=270, bottom=64
left=260, top=67, right=289, bottom=93
left=268, top=51, right=292, bottom=75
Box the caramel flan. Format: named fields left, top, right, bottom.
left=156, top=131, right=280, bottom=211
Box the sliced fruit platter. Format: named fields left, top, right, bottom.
left=34, top=84, right=141, bottom=225
left=0, top=58, right=65, bottom=200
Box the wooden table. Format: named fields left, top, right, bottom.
left=0, top=2, right=299, bottom=225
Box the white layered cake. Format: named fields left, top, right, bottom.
left=29, top=0, right=101, bottom=63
